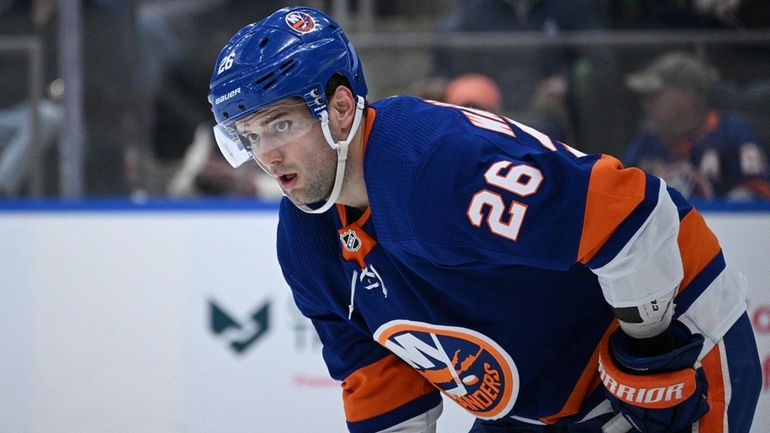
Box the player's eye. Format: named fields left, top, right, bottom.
left=239, top=132, right=260, bottom=152
left=246, top=132, right=261, bottom=144
left=272, top=120, right=291, bottom=134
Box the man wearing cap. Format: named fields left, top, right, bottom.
left=623, top=51, right=770, bottom=200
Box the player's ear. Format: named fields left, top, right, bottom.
left=328, top=85, right=356, bottom=132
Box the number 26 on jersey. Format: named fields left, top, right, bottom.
left=466, top=161, right=543, bottom=241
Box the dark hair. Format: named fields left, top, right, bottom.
left=325, top=73, right=353, bottom=98
left=325, top=73, right=368, bottom=111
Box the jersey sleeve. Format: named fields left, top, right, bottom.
left=277, top=201, right=442, bottom=433
left=578, top=155, right=683, bottom=307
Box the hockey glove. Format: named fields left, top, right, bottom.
left=597, top=321, right=709, bottom=433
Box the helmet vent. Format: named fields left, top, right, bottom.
left=279, top=59, right=296, bottom=75
left=255, top=71, right=274, bottom=85
left=258, top=37, right=270, bottom=48
left=261, top=78, right=278, bottom=90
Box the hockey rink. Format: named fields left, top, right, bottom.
left=1, top=201, right=768, bottom=432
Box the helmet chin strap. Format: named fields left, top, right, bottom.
left=297, top=96, right=365, bottom=214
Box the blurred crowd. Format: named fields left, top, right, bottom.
left=1, top=0, right=769, bottom=201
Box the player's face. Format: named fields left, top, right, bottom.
left=236, top=100, right=335, bottom=205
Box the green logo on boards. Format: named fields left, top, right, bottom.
left=209, top=299, right=271, bottom=354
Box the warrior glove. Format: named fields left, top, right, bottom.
left=598, top=320, right=709, bottom=433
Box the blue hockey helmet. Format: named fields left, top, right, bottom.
left=208, top=6, right=368, bottom=168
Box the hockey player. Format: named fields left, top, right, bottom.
left=207, top=6, right=761, bottom=433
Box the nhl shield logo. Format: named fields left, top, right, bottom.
left=340, top=229, right=362, bottom=252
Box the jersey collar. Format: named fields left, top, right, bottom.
left=335, top=106, right=376, bottom=227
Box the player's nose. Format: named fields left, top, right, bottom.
left=255, top=146, right=283, bottom=167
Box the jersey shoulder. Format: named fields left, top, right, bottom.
left=363, top=96, right=471, bottom=242
left=364, top=96, right=582, bottom=212
left=367, top=95, right=467, bottom=164
left=368, top=100, right=606, bottom=268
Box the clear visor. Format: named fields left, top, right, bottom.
left=213, top=102, right=319, bottom=168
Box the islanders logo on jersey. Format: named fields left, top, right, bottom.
left=285, top=11, right=316, bottom=34
left=374, top=320, right=519, bottom=419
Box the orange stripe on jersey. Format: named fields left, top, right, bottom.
left=701, top=111, right=720, bottom=137
left=342, top=354, right=436, bottom=422
left=336, top=206, right=375, bottom=268
left=697, top=344, right=727, bottom=433
left=361, top=107, right=376, bottom=155
left=336, top=205, right=372, bottom=228
left=577, top=155, right=647, bottom=264
left=540, top=321, right=619, bottom=424
left=677, top=209, right=721, bottom=292
left=338, top=220, right=377, bottom=268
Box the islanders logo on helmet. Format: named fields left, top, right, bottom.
left=374, top=320, right=519, bottom=420
left=285, top=10, right=316, bottom=34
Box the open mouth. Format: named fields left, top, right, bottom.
left=279, top=173, right=298, bottom=189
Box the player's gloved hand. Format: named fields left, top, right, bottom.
left=598, top=320, right=709, bottom=433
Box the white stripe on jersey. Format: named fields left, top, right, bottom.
left=679, top=267, right=748, bottom=359
left=593, top=180, right=684, bottom=308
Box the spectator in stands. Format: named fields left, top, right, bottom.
left=622, top=51, right=770, bottom=200
left=0, top=0, right=62, bottom=196
left=442, top=72, right=570, bottom=142
left=433, top=0, right=615, bottom=150
left=444, top=73, right=503, bottom=112
left=404, top=76, right=449, bottom=102
left=693, top=0, right=770, bottom=28
left=166, top=124, right=281, bottom=199
left=0, top=100, right=62, bottom=196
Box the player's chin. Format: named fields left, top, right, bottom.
left=286, top=189, right=331, bottom=208
left=285, top=190, right=312, bottom=207
left=283, top=190, right=301, bottom=204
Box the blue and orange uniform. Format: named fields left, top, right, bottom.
left=277, top=96, right=761, bottom=432
left=623, top=111, right=770, bottom=200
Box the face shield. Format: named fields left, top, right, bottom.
left=212, top=100, right=319, bottom=168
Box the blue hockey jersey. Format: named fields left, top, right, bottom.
left=276, top=96, right=747, bottom=432
left=623, top=111, right=770, bottom=199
